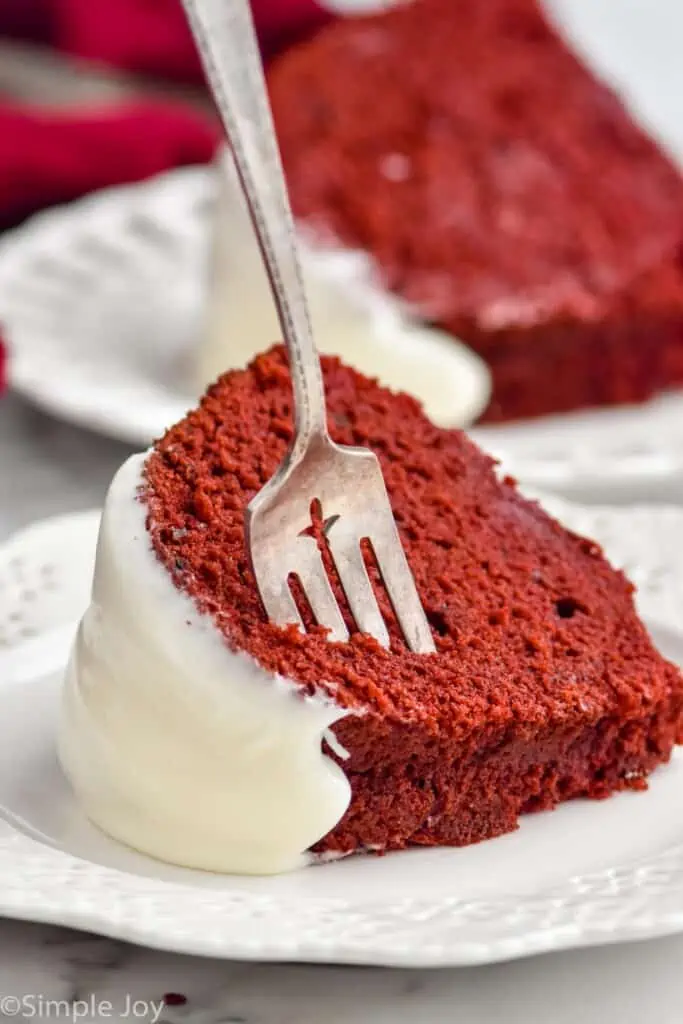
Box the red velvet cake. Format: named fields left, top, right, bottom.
left=268, top=0, right=683, bottom=422
left=138, top=347, right=683, bottom=858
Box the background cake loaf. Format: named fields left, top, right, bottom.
left=268, top=0, right=683, bottom=421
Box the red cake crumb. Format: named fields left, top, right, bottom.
left=268, top=0, right=683, bottom=422
left=143, top=348, right=683, bottom=857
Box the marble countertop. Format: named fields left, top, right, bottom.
left=3, top=392, right=683, bottom=1023
left=3, top=916, right=683, bottom=1024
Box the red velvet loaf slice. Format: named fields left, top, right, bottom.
left=268, top=0, right=683, bottom=422
left=143, top=348, right=683, bottom=857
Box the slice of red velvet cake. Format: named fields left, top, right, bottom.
left=268, top=0, right=683, bottom=422
left=134, top=347, right=683, bottom=859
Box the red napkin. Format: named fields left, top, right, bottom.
left=55, top=0, right=333, bottom=78
left=0, top=100, right=221, bottom=231
left=55, top=0, right=204, bottom=82
left=0, top=0, right=53, bottom=40
left=0, top=0, right=335, bottom=80
left=0, top=0, right=339, bottom=400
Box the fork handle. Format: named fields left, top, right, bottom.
left=181, top=0, right=328, bottom=446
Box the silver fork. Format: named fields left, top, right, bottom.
left=181, top=0, right=435, bottom=653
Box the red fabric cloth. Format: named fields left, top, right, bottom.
left=0, top=0, right=334, bottom=400
left=0, top=100, right=220, bottom=231
left=56, top=0, right=204, bottom=81
left=0, top=0, right=53, bottom=40
left=0, top=0, right=334, bottom=80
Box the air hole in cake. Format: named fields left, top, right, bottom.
left=427, top=609, right=449, bottom=637
left=557, top=777, right=575, bottom=799
left=555, top=597, right=584, bottom=619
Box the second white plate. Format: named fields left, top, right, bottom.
left=0, top=167, right=490, bottom=447
left=3, top=165, right=683, bottom=504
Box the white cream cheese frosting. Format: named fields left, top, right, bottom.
left=58, top=453, right=352, bottom=875
left=196, top=149, right=491, bottom=428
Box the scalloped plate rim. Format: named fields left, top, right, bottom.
left=2, top=503, right=683, bottom=966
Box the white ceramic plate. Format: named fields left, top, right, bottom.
left=473, top=397, right=683, bottom=506
left=0, top=167, right=490, bottom=447
left=2, top=499, right=683, bottom=966
left=0, top=169, right=215, bottom=447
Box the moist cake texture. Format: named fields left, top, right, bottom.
left=142, top=348, right=683, bottom=857
left=268, top=0, right=683, bottom=422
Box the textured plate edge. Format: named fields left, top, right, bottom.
left=3, top=823, right=683, bottom=968
left=0, top=168, right=206, bottom=446
left=1, top=885, right=683, bottom=968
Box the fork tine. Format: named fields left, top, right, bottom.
left=297, top=538, right=350, bottom=643
left=254, top=569, right=305, bottom=634
left=370, top=525, right=436, bottom=654
left=326, top=528, right=390, bottom=648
